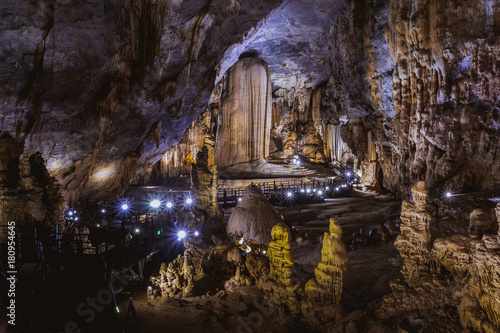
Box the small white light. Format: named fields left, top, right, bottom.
left=445, top=191, right=453, bottom=198
left=185, top=198, right=193, bottom=205
left=335, top=187, right=339, bottom=191
left=238, top=197, right=242, bottom=202
left=121, top=204, right=129, bottom=210
left=262, top=250, right=266, bottom=254
left=313, top=188, right=317, bottom=192
left=116, top=307, right=120, bottom=313
left=287, top=192, right=293, bottom=197
left=150, top=199, right=161, bottom=208
left=101, top=209, right=106, bottom=213
left=346, top=172, right=352, bottom=177
left=326, top=186, right=330, bottom=190
left=97, top=224, right=100, bottom=227
left=306, top=188, right=311, bottom=193
left=318, top=190, right=323, bottom=195
left=194, top=231, right=199, bottom=237
left=245, top=246, right=251, bottom=253
left=75, top=217, right=79, bottom=221
left=296, top=160, right=301, bottom=166
left=177, top=230, right=187, bottom=239
left=135, top=228, right=140, bottom=233
left=69, top=211, right=73, bottom=216
left=300, top=189, right=305, bottom=193
left=166, top=202, right=173, bottom=209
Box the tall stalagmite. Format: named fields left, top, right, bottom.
left=394, top=181, right=432, bottom=286
left=305, top=218, right=349, bottom=304
left=216, top=56, right=272, bottom=168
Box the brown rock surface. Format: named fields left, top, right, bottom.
left=215, top=56, right=272, bottom=168
left=226, top=185, right=284, bottom=245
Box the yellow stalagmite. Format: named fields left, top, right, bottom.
left=267, top=223, right=294, bottom=286
left=305, top=218, right=349, bottom=304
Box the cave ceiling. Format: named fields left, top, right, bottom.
left=1, top=0, right=499, bottom=200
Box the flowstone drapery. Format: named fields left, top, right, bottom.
left=216, top=56, right=272, bottom=168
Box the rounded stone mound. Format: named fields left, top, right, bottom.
left=226, top=185, right=284, bottom=245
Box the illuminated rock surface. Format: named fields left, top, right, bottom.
left=215, top=56, right=272, bottom=168
left=226, top=185, right=284, bottom=245
left=1, top=0, right=500, bottom=332
left=377, top=184, right=500, bottom=332
left=305, top=218, right=348, bottom=304
left=394, top=181, right=432, bottom=286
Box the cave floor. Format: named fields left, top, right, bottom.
left=119, top=191, right=407, bottom=332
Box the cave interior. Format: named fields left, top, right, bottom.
left=1, top=0, right=500, bottom=332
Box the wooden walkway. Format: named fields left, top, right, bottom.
left=218, top=176, right=356, bottom=206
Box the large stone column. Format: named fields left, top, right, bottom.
left=216, top=56, right=272, bottom=168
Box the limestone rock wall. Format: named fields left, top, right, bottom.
left=377, top=184, right=500, bottom=332
left=140, top=105, right=218, bottom=185
left=0, top=0, right=282, bottom=202
left=0, top=148, right=66, bottom=240
left=324, top=0, right=500, bottom=197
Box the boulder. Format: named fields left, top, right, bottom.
left=226, top=185, right=284, bottom=245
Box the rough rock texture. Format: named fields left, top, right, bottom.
left=325, top=0, right=500, bottom=198
left=142, top=104, right=219, bottom=184
left=189, top=146, right=223, bottom=226
left=1, top=0, right=498, bottom=202
left=468, top=209, right=493, bottom=236
left=0, top=0, right=283, bottom=202
left=226, top=185, right=284, bottom=245
left=0, top=142, right=66, bottom=239
left=263, top=222, right=304, bottom=314
left=394, top=181, right=433, bottom=286
left=305, top=218, right=348, bottom=304
left=471, top=218, right=500, bottom=331
left=270, top=86, right=328, bottom=162
left=267, top=223, right=294, bottom=286
left=376, top=185, right=500, bottom=332
left=151, top=253, right=195, bottom=298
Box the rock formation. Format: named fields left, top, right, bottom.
left=151, top=253, right=195, bottom=298
left=470, top=213, right=500, bottom=331
left=0, top=0, right=497, bottom=203
left=226, top=185, right=284, bottom=245
left=264, top=222, right=303, bottom=314
left=305, top=218, right=349, bottom=304
left=215, top=56, right=272, bottom=168
left=189, top=146, right=223, bottom=227
left=267, top=223, right=294, bottom=286
left=376, top=184, right=500, bottom=332
left=394, top=181, right=432, bottom=286
left=2, top=0, right=500, bottom=330
left=468, top=209, right=493, bottom=236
